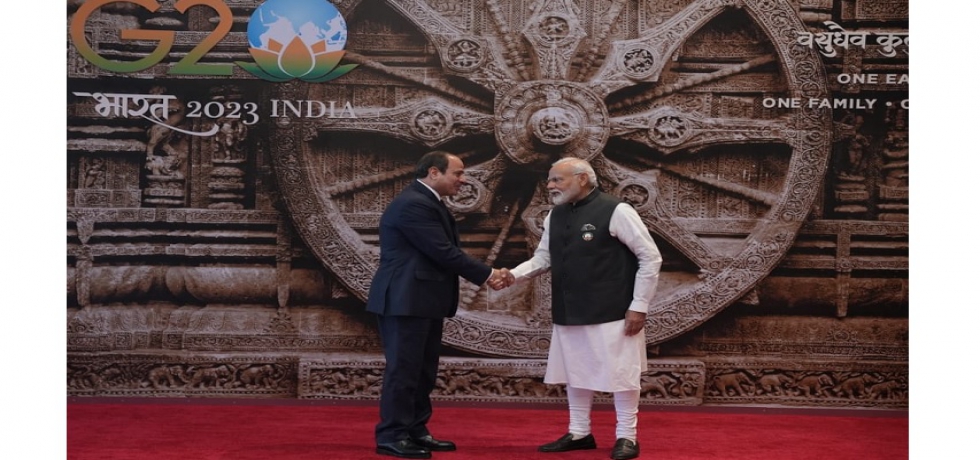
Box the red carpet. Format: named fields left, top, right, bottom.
left=67, top=400, right=907, bottom=459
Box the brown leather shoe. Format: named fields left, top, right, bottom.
left=538, top=433, right=597, bottom=452
left=610, top=438, right=640, bottom=460
left=411, top=435, right=456, bottom=452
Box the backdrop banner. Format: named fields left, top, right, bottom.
left=67, top=0, right=908, bottom=409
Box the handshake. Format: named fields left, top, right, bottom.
left=488, top=268, right=516, bottom=290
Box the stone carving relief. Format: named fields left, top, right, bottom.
left=703, top=365, right=907, bottom=407
left=82, top=157, right=107, bottom=189
left=271, top=0, right=833, bottom=359
left=877, top=107, right=909, bottom=220
left=299, top=358, right=710, bottom=405
left=67, top=0, right=907, bottom=408
left=143, top=88, right=189, bottom=207
left=68, top=355, right=296, bottom=397
left=827, top=105, right=909, bottom=221
left=209, top=87, right=251, bottom=210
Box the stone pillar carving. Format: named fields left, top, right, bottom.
left=832, top=113, right=872, bottom=216
left=877, top=107, right=908, bottom=221
left=208, top=88, right=250, bottom=210
left=143, top=91, right=188, bottom=207
left=74, top=155, right=142, bottom=208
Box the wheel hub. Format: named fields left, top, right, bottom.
left=496, top=81, right=608, bottom=167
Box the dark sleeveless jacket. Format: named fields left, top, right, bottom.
left=548, top=189, right=638, bottom=325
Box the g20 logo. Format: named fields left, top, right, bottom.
left=69, top=0, right=357, bottom=82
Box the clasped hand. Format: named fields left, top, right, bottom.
left=488, top=268, right=516, bottom=290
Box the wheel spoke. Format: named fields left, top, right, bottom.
left=588, top=0, right=732, bottom=96
left=343, top=51, right=493, bottom=111
left=609, top=110, right=796, bottom=155
left=640, top=206, right=726, bottom=272
left=518, top=0, right=588, bottom=80
left=607, top=55, right=776, bottom=113
left=641, top=160, right=779, bottom=207
left=592, top=156, right=724, bottom=271
left=324, top=149, right=484, bottom=197
left=315, top=97, right=495, bottom=148
left=485, top=0, right=533, bottom=81
left=385, top=0, right=518, bottom=92
left=485, top=197, right=523, bottom=267
left=459, top=196, right=523, bottom=309
left=271, top=0, right=834, bottom=355
left=571, top=0, right=629, bottom=82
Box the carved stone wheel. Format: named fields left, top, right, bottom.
left=270, top=0, right=830, bottom=358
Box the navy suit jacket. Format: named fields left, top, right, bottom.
left=366, top=180, right=491, bottom=319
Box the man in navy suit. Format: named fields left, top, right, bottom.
left=367, top=150, right=504, bottom=459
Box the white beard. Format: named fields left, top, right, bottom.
left=550, top=191, right=568, bottom=205
left=550, top=186, right=580, bottom=205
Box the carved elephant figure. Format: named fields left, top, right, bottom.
left=868, top=380, right=902, bottom=399
left=641, top=374, right=676, bottom=399
left=68, top=365, right=96, bottom=389
left=439, top=371, right=480, bottom=395
left=513, top=378, right=562, bottom=398
left=478, top=374, right=507, bottom=396
left=347, top=372, right=381, bottom=396
left=796, top=374, right=834, bottom=397
left=313, top=370, right=348, bottom=393
left=240, top=364, right=278, bottom=388
left=758, top=373, right=794, bottom=396
left=713, top=371, right=754, bottom=397
left=70, top=366, right=121, bottom=390
left=835, top=374, right=877, bottom=399
left=187, top=364, right=233, bottom=389
left=148, top=365, right=188, bottom=389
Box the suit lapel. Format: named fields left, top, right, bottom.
left=412, top=181, right=459, bottom=246
left=438, top=199, right=460, bottom=245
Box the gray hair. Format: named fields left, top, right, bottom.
left=553, top=157, right=597, bottom=186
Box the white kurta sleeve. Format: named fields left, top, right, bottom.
left=510, top=211, right=553, bottom=281
left=609, top=203, right=662, bottom=314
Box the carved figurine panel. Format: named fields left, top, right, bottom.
left=67, top=0, right=908, bottom=408
left=271, top=0, right=838, bottom=358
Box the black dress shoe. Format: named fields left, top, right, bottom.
left=411, top=435, right=456, bottom=451
left=538, top=433, right=597, bottom=452
left=610, top=438, right=640, bottom=460
left=376, top=439, right=431, bottom=459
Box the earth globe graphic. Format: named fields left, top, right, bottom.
left=247, top=0, right=348, bottom=53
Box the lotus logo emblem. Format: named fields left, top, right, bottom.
left=237, top=0, right=357, bottom=82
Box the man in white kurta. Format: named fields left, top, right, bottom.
left=506, top=158, right=661, bottom=460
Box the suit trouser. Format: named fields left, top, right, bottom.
left=375, top=315, right=444, bottom=444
